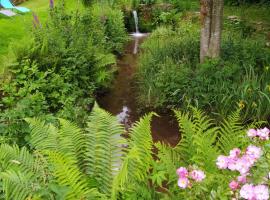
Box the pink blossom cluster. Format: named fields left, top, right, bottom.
left=229, top=179, right=269, bottom=199
left=216, top=146, right=262, bottom=175
left=216, top=142, right=269, bottom=199
left=247, top=127, right=270, bottom=140
left=239, top=184, right=269, bottom=200
left=176, top=167, right=206, bottom=189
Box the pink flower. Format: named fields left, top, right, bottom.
left=235, top=157, right=251, bottom=175
left=216, top=155, right=229, bottom=169
left=229, top=148, right=241, bottom=159
left=242, top=155, right=256, bottom=166
left=247, top=129, right=257, bottom=138
left=190, top=170, right=206, bottom=182
left=257, top=128, right=270, bottom=140
left=229, top=180, right=239, bottom=191
left=254, top=185, right=269, bottom=200
left=228, top=158, right=238, bottom=171
left=177, top=177, right=189, bottom=189
left=246, top=145, right=262, bottom=160
left=176, top=167, right=188, bottom=178
left=240, top=184, right=255, bottom=200
left=237, top=175, right=247, bottom=184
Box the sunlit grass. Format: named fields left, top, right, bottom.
left=0, top=0, right=83, bottom=73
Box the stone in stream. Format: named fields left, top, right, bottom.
left=116, top=106, right=132, bottom=130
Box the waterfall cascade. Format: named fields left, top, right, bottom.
left=132, top=10, right=140, bottom=33
left=131, top=10, right=145, bottom=37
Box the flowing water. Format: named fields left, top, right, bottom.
left=132, top=10, right=139, bottom=34
left=130, top=10, right=145, bottom=38
left=98, top=36, right=180, bottom=146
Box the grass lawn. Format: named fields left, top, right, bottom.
left=0, top=0, right=83, bottom=73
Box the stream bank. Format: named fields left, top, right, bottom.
left=98, top=36, right=180, bottom=146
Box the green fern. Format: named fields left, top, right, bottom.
left=57, top=118, right=87, bottom=168
left=45, top=151, right=104, bottom=199
left=1, top=170, right=36, bottom=200
left=0, top=144, right=45, bottom=200
left=112, top=113, right=155, bottom=199
left=217, top=110, right=249, bottom=153
left=174, top=109, right=219, bottom=173
left=85, top=103, right=125, bottom=196
left=26, top=118, right=59, bottom=151
left=0, top=105, right=254, bottom=199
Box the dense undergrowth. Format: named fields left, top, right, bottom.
left=0, top=1, right=128, bottom=144
left=0, top=104, right=269, bottom=199
left=137, top=21, right=270, bottom=121
left=0, top=0, right=270, bottom=198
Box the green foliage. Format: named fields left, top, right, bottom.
left=88, top=3, right=129, bottom=53
left=112, top=112, right=155, bottom=198
left=0, top=1, right=128, bottom=143
left=81, top=0, right=93, bottom=6
left=0, top=105, right=266, bottom=199
left=85, top=103, right=125, bottom=196
left=224, top=0, right=270, bottom=6
left=137, top=25, right=270, bottom=121
left=0, top=104, right=118, bottom=199
left=217, top=110, right=249, bottom=153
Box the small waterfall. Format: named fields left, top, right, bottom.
left=132, top=10, right=140, bottom=34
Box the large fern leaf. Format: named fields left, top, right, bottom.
left=85, top=103, right=125, bottom=196
left=174, top=109, right=219, bottom=173
left=217, top=110, right=249, bottom=153
left=46, top=151, right=104, bottom=199
left=1, top=170, right=36, bottom=200
left=0, top=145, right=45, bottom=200
left=58, top=119, right=87, bottom=168
left=26, top=118, right=58, bottom=151
left=112, top=112, right=154, bottom=199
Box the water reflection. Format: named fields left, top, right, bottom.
left=98, top=36, right=180, bottom=146
left=133, top=37, right=139, bottom=54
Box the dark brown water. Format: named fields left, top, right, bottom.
left=98, top=36, right=180, bottom=146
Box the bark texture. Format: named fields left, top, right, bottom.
left=200, top=0, right=224, bottom=63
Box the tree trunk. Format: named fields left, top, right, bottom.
left=200, top=0, right=224, bottom=63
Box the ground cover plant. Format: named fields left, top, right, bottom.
left=0, top=104, right=269, bottom=199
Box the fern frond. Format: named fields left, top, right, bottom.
left=58, top=118, right=87, bottom=167
left=174, top=109, right=219, bottom=172
left=155, top=142, right=180, bottom=182
left=0, top=144, right=43, bottom=176
left=85, top=103, right=125, bottom=196
left=46, top=151, right=103, bottom=199
left=95, top=53, right=116, bottom=68
left=26, top=118, right=58, bottom=151
left=112, top=113, right=154, bottom=199
left=218, top=110, right=248, bottom=153
left=1, top=170, right=38, bottom=200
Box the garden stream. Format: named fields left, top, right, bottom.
left=98, top=35, right=180, bottom=146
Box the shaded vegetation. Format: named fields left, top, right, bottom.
left=137, top=23, right=270, bottom=121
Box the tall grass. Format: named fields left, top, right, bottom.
left=136, top=24, right=270, bottom=121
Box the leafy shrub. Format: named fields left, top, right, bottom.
left=137, top=25, right=270, bottom=121
left=0, top=1, right=128, bottom=143
left=88, top=3, right=129, bottom=53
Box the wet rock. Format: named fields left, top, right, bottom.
left=227, top=15, right=241, bottom=22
